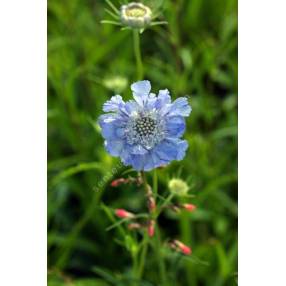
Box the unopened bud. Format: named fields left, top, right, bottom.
left=147, top=220, right=155, bottom=237
left=115, top=209, right=135, bottom=219
left=147, top=196, right=156, bottom=212
left=182, top=203, right=197, bottom=212
left=120, top=2, right=152, bottom=29
left=111, top=178, right=127, bottom=187
left=168, top=178, right=189, bottom=196
left=171, top=240, right=192, bottom=255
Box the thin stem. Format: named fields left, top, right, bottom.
left=133, top=29, right=144, bottom=80
left=154, top=226, right=168, bottom=286
left=155, top=193, right=175, bottom=219
left=132, top=252, right=138, bottom=281
left=153, top=170, right=169, bottom=286
left=136, top=171, right=150, bottom=279
left=153, top=168, right=158, bottom=199
left=141, top=171, right=148, bottom=192
left=137, top=233, right=148, bottom=278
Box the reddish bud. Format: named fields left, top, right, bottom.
left=182, top=203, right=197, bottom=212
left=115, top=209, right=135, bottom=219
left=111, top=178, right=127, bottom=187
left=174, top=240, right=192, bottom=255
left=147, top=220, right=155, bottom=237
left=147, top=197, right=156, bottom=212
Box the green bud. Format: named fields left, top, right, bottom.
left=103, top=75, right=128, bottom=93
left=168, top=178, right=189, bottom=196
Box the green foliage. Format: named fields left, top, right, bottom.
left=48, top=0, right=237, bottom=285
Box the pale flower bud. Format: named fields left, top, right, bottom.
left=168, top=178, right=189, bottom=196
left=120, top=2, right=152, bottom=29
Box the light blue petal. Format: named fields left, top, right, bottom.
left=168, top=97, right=192, bottom=117
left=120, top=148, right=133, bottom=166
left=142, top=150, right=167, bottom=171
left=116, top=127, right=126, bottom=138
left=129, top=154, right=145, bottom=171
left=154, top=138, right=188, bottom=162
left=124, top=100, right=141, bottom=115
left=131, top=80, right=151, bottom=106
left=103, top=95, right=125, bottom=112
left=154, top=140, right=178, bottom=161
left=99, top=115, right=126, bottom=140
left=145, top=93, right=157, bottom=110
left=175, top=139, right=188, bottom=160
left=129, top=144, right=148, bottom=155
left=155, top=89, right=171, bottom=110
left=165, top=116, right=186, bottom=138
left=104, top=140, right=124, bottom=156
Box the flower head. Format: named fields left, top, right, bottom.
left=121, top=2, right=152, bottom=29
left=101, top=1, right=167, bottom=31
left=99, top=80, right=192, bottom=171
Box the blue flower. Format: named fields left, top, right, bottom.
left=99, top=80, right=192, bottom=171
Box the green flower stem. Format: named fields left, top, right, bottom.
left=132, top=252, right=138, bottom=281
left=155, top=193, right=175, bottom=219
left=137, top=172, right=169, bottom=285
left=153, top=168, right=158, bottom=198
left=137, top=232, right=149, bottom=278
left=154, top=225, right=168, bottom=286
left=133, top=29, right=144, bottom=80
left=136, top=171, right=150, bottom=278
left=153, top=170, right=169, bottom=286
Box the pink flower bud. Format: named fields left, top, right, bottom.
left=148, top=197, right=156, bottom=212
left=182, top=203, right=197, bottom=212
left=115, top=209, right=135, bottom=219
left=111, top=178, right=127, bottom=187
left=147, top=220, right=155, bottom=237
left=174, top=240, right=192, bottom=255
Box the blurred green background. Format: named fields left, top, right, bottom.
left=48, top=0, right=237, bottom=285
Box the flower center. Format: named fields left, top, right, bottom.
left=125, top=112, right=166, bottom=150
left=120, top=3, right=152, bottom=28
left=135, top=116, right=156, bottom=137
left=125, top=6, right=147, bottom=18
